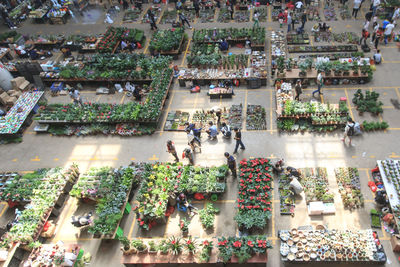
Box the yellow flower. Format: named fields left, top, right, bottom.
left=153, top=165, right=158, bottom=169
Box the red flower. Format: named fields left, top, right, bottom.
left=247, top=240, right=254, bottom=247
left=171, top=240, right=176, bottom=245
left=203, top=241, right=209, bottom=246
left=233, top=241, right=242, bottom=248
left=187, top=240, right=192, bottom=245
left=140, top=221, right=144, bottom=225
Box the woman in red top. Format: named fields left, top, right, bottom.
left=278, top=10, right=285, bottom=28
left=374, top=27, right=383, bottom=49
left=359, top=29, right=370, bottom=47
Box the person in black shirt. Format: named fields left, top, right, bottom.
left=233, top=127, right=245, bottom=154
left=224, top=152, right=237, bottom=177
left=286, top=166, right=301, bottom=178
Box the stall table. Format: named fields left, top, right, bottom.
left=23, top=244, right=81, bottom=267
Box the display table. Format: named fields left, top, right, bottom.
left=23, top=243, right=81, bottom=267
left=208, top=87, right=233, bottom=99
left=121, top=238, right=267, bottom=266
left=28, top=7, right=50, bottom=23
left=0, top=91, right=43, bottom=135
left=49, top=12, right=69, bottom=24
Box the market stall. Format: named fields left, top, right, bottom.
left=23, top=243, right=82, bottom=266
left=0, top=91, right=43, bottom=135
left=28, top=5, right=50, bottom=23
left=149, top=28, right=185, bottom=59
left=279, top=229, right=386, bottom=264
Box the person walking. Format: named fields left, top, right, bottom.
left=187, top=129, right=201, bottom=152
left=374, top=27, right=383, bottom=49
left=224, top=152, right=237, bottom=177
left=371, top=0, right=380, bottom=17
left=122, top=0, right=129, bottom=10
left=294, top=79, right=302, bottom=101
left=233, top=127, right=245, bottom=154
left=228, top=2, right=234, bottom=20
left=342, top=118, right=355, bottom=145
left=194, top=0, right=200, bottom=17
left=179, top=12, right=192, bottom=28
left=312, top=71, right=324, bottom=97
left=384, top=21, right=395, bottom=45
left=182, top=148, right=194, bottom=165
left=352, top=0, right=361, bottom=18
left=253, top=10, right=260, bottom=28
left=392, top=6, right=400, bottom=21
left=167, top=140, right=179, bottom=162
left=148, top=9, right=158, bottom=30
left=370, top=22, right=379, bottom=44
left=69, top=88, right=82, bottom=106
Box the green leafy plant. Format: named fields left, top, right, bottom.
left=199, top=203, right=219, bottom=229
left=131, top=239, right=147, bottom=252
left=148, top=240, right=157, bottom=252
left=119, top=236, right=131, bottom=251
left=184, top=236, right=198, bottom=253
left=179, top=218, right=190, bottom=232
left=199, top=240, right=213, bottom=262
left=168, top=236, right=182, bottom=255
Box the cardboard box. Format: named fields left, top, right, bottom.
left=11, top=77, right=25, bottom=90
left=0, top=92, right=10, bottom=106
left=5, top=96, right=17, bottom=106
left=10, top=91, right=22, bottom=98
left=19, top=80, right=31, bottom=91
left=391, top=234, right=400, bottom=252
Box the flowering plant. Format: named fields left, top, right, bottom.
left=168, top=236, right=182, bottom=255
left=234, top=158, right=273, bottom=230
left=199, top=240, right=213, bottom=262
left=184, top=236, right=197, bottom=253
left=217, top=236, right=272, bottom=264
left=179, top=218, right=190, bottom=232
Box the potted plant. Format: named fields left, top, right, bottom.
left=286, top=58, right=292, bottom=71
left=184, top=236, right=197, bottom=254
left=119, top=236, right=133, bottom=255
left=298, top=61, right=308, bottom=77
left=131, top=239, right=147, bottom=253
left=168, top=236, right=182, bottom=255
left=342, top=61, right=350, bottom=76
left=276, top=56, right=285, bottom=77
left=199, top=240, right=213, bottom=262
left=352, top=63, right=359, bottom=75
left=179, top=218, right=190, bottom=236
left=158, top=240, right=169, bottom=254
left=148, top=240, right=158, bottom=254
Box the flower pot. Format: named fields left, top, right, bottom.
left=148, top=250, right=157, bottom=254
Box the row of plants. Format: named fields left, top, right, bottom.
left=5, top=165, right=79, bottom=244
left=362, top=121, right=389, bottom=131
left=191, top=43, right=220, bottom=55
left=58, top=54, right=171, bottom=80
left=300, top=168, right=334, bottom=203
left=277, top=118, right=344, bottom=132
left=97, top=27, right=144, bottom=53
left=47, top=123, right=156, bottom=136
left=0, top=30, right=21, bottom=43
left=278, top=173, right=295, bottom=215
left=298, top=52, right=365, bottom=60
left=287, top=33, right=310, bottom=45
left=334, top=167, right=364, bottom=210
left=38, top=67, right=172, bottom=123
left=352, top=89, right=383, bottom=115
left=380, top=160, right=400, bottom=194
left=186, top=54, right=248, bottom=69
left=282, top=100, right=348, bottom=117
left=135, top=163, right=228, bottom=230
left=193, top=27, right=265, bottom=45
left=149, top=27, right=185, bottom=52
left=234, top=158, right=273, bottom=231
left=246, top=105, right=266, bottom=130
left=311, top=114, right=348, bottom=125
left=288, top=45, right=358, bottom=53
left=70, top=165, right=145, bottom=236
left=199, top=203, right=220, bottom=229
left=217, top=235, right=272, bottom=263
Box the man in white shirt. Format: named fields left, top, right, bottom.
left=295, top=0, right=303, bottom=10
left=384, top=22, right=395, bottom=44
left=372, top=0, right=380, bottom=16
left=289, top=176, right=303, bottom=195
left=373, top=49, right=382, bottom=64
left=352, top=0, right=361, bottom=18
left=392, top=7, right=400, bottom=21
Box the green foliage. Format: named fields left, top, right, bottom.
left=199, top=203, right=219, bottom=229
left=150, top=27, right=185, bottom=52
left=352, top=89, right=383, bottom=114
left=362, top=121, right=389, bottom=131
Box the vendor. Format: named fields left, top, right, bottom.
left=273, top=158, right=285, bottom=173
left=121, top=40, right=129, bottom=51
left=375, top=190, right=388, bottom=205
left=211, top=106, right=222, bottom=125
left=373, top=49, right=382, bottom=64
left=206, top=121, right=218, bottom=140
left=286, top=166, right=301, bottom=178
left=173, top=65, right=179, bottom=78
left=61, top=47, right=71, bottom=57
left=220, top=39, right=229, bottom=52
left=289, top=176, right=304, bottom=195
left=221, top=122, right=232, bottom=138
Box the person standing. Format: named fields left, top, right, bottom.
left=224, top=152, right=237, bottom=177
left=167, top=140, right=179, bottom=162
left=294, top=79, right=302, bottom=101
left=371, top=0, right=380, bottom=17
left=352, top=0, right=361, bottom=18
left=392, top=6, right=400, bottom=21
left=287, top=12, right=292, bottom=32
left=370, top=22, right=379, bottom=44
left=182, top=148, right=194, bottom=165
left=359, top=28, right=369, bottom=47
left=187, top=129, right=201, bottom=152
left=194, top=0, right=200, bottom=17
left=253, top=10, right=260, bottom=28
left=148, top=9, right=158, bottom=30
left=384, top=21, right=395, bottom=45
left=179, top=12, right=192, bottom=28
left=233, top=127, right=245, bottom=154
left=228, top=2, right=234, bottom=20
left=374, top=27, right=383, bottom=49
left=278, top=10, right=285, bottom=28
left=122, top=0, right=129, bottom=10
left=312, top=71, right=324, bottom=97
left=342, top=118, right=355, bottom=145
left=215, top=0, right=221, bottom=8
left=300, top=12, right=307, bottom=30
left=69, top=88, right=82, bottom=106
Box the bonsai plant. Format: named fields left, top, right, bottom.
left=131, top=239, right=147, bottom=253
left=184, top=236, right=198, bottom=254
left=168, top=236, right=183, bottom=255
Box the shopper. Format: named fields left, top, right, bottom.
left=365, top=10, right=373, bottom=23
left=194, top=0, right=200, bottom=17
left=342, top=118, right=355, bottom=145
left=373, top=49, right=382, bottom=64
left=224, top=152, right=237, bottom=177
left=220, top=39, right=229, bottom=51
left=215, top=0, right=221, bottom=8
left=370, top=22, right=379, bottom=44
left=287, top=12, right=292, bottom=32
left=287, top=166, right=301, bottom=178
left=392, top=6, right=400, bottom=21
left=69, top=88, right=82, bottom=106
left=359, top=28, right=370, bottom=47
left=278, top=10, right=285, bottom=28
left=312, top=71, right=324, bottom=97
left=206, top=121, right=218, bottom=140
left=233, top=127, right=245, bottom=154
left=374, top=27, right=383, bottom=49
left=166, top=140, right=179, bottom=162
left=211, top=106, right=222, bottom=125
left=295, top=0, right=303, bottom=10
left=352, top=0, right=361, bottom=18
left=375, top=190, right=388, bottom=205
left=182, top=147, right=194, bottom=165
left=187, top=129, right=201, bottom=152
left=371, top=0, right=380, bottom=17
left=289, top=176, right=303, bottom=195
left=300, top=12, right=307, bottom=30
left=122, top=0, right=129, bottom=10
left=253, top=10, right=260, bottom=28
left=294, top=79, right=302, bottom=101
left=221, top=122, right=232, bottom=138
left=179, top=12, right=192, bottom=29
left=148, top=9, right=158, bottom=30
left=384, top=21, right=395, bottom=45
left=228, top=2, right=234, bottom=20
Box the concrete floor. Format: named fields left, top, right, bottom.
left=1, top=2, right=400, bottom=267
